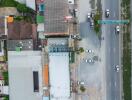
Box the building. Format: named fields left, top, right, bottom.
left=15, top=0, right=36, bottom=10
left=7, top=20, right=33, bottom=40
left=8, top=51, right=43, bottom=100
left=44, top=0, right=69, bottom=36
left=49, top=52, right=70, bottom=100
left=7, top=39, right=33, bottom=51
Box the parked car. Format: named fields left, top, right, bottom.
left=105, top=9, right=110, bottom=18
left=90, top=19, right=94, bottom=27
left=78, top=81, right=85, bottom=85
left=85, top=59, right=94, bottom=64
left=115, top=25, right=120, bottom=34
left=87, top=12, right=91, bottom=19
left=86, top=49, right=94, bottom=53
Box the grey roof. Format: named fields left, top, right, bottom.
left=8, top=51, right=43, bottom=100
left=7, top=39, right=33, bottom=51
left=44, top=0, right=69, bottom=35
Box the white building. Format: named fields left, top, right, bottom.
left=49, top=52, right=71, bottom=100
left=8, top=51, right=43, bottom=100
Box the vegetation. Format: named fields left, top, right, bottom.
left=0, top=0, right=17, bottom=7
left=3, top=95, right=9, bottom=100
left=0, top=0, right=33, bottom=13
left=79, top=47, right=84, bottom=53
left=80, top=86, right=86, bottom=92
left=121, top=0, right=131, bottom=99
left=93, top=12, right=101, bottom=34
left=2, top=71, right=9, bottom=85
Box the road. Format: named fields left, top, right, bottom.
left=102, top=0, right=121, bottom=100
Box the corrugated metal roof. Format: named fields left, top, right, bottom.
left=44, top=0, right=69, bottom=35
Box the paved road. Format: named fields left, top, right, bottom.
left=102, top=0, right=121, bottom=100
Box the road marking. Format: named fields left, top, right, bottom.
left=115, top=82, right=117, bottom=87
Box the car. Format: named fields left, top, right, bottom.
left=87, top=13, right=91, bottom=19
left=115, top=25, right=120, bottom=34
left=86, top=49, right=94, bottom=53
left=115, top=65, right=120, bottom=72
left=78, top=81, right=85, bottom=85
left=91, top=12, right=95, bottom=18
left=105, top=9, right=110, bottom=18
left=85, top=59, right=94, bottom=63
left=90, top=19, right=94, bottom=27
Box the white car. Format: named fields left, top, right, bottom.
left=90, top=19, right=94, bottom=27
left=87, top=13, right=91, bottom=19
left=105, top=9, right=110, bottom=18
left=115, top=65, right=120, bottom=72
left=78, top=81, right=85, bottom=85
left=116, top=26, right=120, bottom=34
left=85, top=59, right=94, bottom=63
left=86, top=49, right=94, bottom=53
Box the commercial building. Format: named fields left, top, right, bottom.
left=49, top=52, right=70, bottom=100
left=44, top=0, right=69, bottom=36
left=8, top=51, right=43, bottom=100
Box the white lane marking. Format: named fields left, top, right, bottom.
left=115, top=82, right=117, bottom=87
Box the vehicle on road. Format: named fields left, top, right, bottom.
left=105, top=9, right=110, bottom=18
left=115, top=25, right=120, bottom=34
left=86, top=49, right=94, bottom=53
left=91, top=12, right=95, bottom=18
left=90, top=19, right=94, bottom=27
left=115, top=65, right=120, bottom=72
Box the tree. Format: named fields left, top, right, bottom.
left=16, top=3, right=29, bottom=13
left=79, top=47, right=84, bottom=53
left=80, top=86, right=86, bottom=92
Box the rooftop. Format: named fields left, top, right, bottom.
left=8, top=51, right=43, bottom=100
left=44, top=0, right=69, bottom=35
left=49, top=52, right=70, bottom=100
left=7, top=20, right=33, bottom=40
left=7, top=39, right=33, bottom=51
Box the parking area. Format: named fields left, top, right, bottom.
left=74, top=0, right=106, bottom=97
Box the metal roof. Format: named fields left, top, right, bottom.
left=44, top=0, right=69, bottom=35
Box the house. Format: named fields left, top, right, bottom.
left=7, top=20, right=33, bottom=40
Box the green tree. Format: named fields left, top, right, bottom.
left=80, top=86, right=86, bottom=92
left=16, top=3, right=29, bottom=13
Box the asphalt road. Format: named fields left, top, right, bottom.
left=102, top=0, right=121, bottom=100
